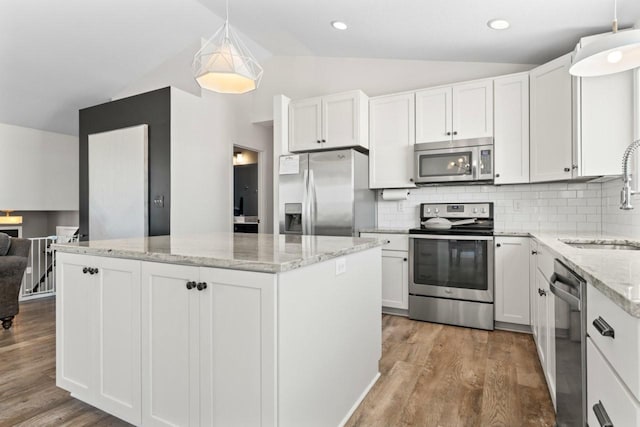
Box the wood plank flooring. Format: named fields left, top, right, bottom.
left=1, top=298, right=555, bottom=426
left=345, top=315, right=556, bottom=427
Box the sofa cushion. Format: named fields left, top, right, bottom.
left=0, top=233, right=10, bottom=256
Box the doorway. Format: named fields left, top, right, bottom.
left=233, top=146, right=259, bottom=233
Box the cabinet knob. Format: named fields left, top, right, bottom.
left=322, top=139, right=326, bottom=143
left=564, top=167, right=571, bottom=172
left=572, top=165, right=578, bottom=170
left=453, top=131, right=458, bottom=136
left=538, top=288, right=547, bottom=296
left=496, top=243, right=501, bottom=248
left=531, top=250, right=538, bottom=255
left=403, top=258, right=408, bottom=262
left=495, top=173, right=500, bottom=178
left=197, top=282, right=207, bottom=291
left=409, top=178, right=414, bottom=182
left=93, top=268, right=99, bottom=275
left=186, top=281, right=196, bottom=290
left=446, top=132, right=451, bottom=136
left=316, top=140, right=321, bottom=144
left=82, top=267, right=89, bottom=274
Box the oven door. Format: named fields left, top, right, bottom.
left=409, top=234, right=494, bottom=303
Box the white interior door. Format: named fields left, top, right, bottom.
left=89, top=125, right=148, bottom=240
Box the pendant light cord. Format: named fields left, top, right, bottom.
left=225, top=0, right=230, bottom=37
left=613, top=0, right=618, bottom=32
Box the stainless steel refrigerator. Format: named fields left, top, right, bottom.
left=279, top=149, right=375, bottom=236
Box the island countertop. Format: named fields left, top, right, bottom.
left=52, top=233, right=385, bottom=273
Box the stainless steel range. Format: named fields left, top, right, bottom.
left=409, top=202, right=494, bottom=330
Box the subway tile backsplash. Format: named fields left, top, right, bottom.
left=376, top=182, right=604, bottom=233
left=602, top=178, right=640, bottom=238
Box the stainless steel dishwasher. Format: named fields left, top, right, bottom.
left=550, top=259, right=587, bottom=427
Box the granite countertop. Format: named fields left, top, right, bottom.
left=359, top=228, right=410, bottom=234
left=52, top=233, right=385, bottom=274
left=504, top=231, right=640, bottom=318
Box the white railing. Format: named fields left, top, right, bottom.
left=20, top=237, right=57, bottom=300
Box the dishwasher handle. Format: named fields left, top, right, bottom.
left=550, top=280, right=581, bottom=310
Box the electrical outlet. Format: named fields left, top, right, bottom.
left=514, top=200, right=522, bottom=212
left=335, top=257, right=347, bottom=275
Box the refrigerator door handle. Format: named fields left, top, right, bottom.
left=302, top=169, right=309, bottom=235
left=309, top=169, right=318, bottom=235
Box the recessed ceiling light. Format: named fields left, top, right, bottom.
left=331, top=21, right=348, bottom=30
left=487, top=19, right=510, bottom=30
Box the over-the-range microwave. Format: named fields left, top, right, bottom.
left=414, top=138, right=494, bottom=184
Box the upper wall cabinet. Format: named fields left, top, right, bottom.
left=530, top=53, right=573, bottom=183
left=415, top=79, right=493, bottom=144
left=369, top=93, right=416, bottom=189
left=288, top=90, right=368, bottom=153
left=494, top=73, right=529, bottom=185
left=575, top=70, right=634, bottom=177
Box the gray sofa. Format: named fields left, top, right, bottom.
left=0, top=237, right=31, bottom=329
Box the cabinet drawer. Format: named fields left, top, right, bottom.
left=536, top=243, right=554, bottom=283
left=587, top=339, right=640, bottom=427
left=588, top=284, right=640, bottom=400
left=360, top=233, right=408, bottom=251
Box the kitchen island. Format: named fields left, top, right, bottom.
left=53, top=233, right=384, bottom=427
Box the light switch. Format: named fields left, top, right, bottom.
left=335, top=257, right=347, bottom=275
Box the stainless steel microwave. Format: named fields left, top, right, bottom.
left=414, top=138, right=494, bottom=184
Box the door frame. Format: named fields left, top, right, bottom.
left=233, top=144, right=265, bottom=234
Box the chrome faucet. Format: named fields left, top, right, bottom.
left=621, top=139, right=640, bottom=210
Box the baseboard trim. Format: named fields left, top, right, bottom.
left=382, top=307, right=408, bottom=317
left=495, top=321, right=532, bottom=334
left=338, top=372, right=381, bottom=427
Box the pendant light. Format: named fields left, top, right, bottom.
left=570, top=0, right=640, bottom=77
left=193, top=0, right=263, bottom=94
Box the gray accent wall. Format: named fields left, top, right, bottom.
left=78, top=87, right=171, bottom=240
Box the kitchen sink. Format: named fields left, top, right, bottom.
left=559, top=239, right=640, bottom=250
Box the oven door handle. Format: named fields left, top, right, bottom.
left=409, top=234, right=494, bottom=241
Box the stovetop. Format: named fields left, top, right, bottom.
left=410, top=202, right=494, bottom=236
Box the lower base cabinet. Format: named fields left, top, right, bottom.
left=494, top=236, right=530, bottom=325
left=360, top=233, right=408, bottom=310
left=56, top=253, right=141, bottom=425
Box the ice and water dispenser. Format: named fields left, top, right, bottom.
left=284, top=203, right=302, bottom=234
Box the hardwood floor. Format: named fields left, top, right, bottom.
left=1, top=299, right=554, bottom=426
left=346, top=315, right=556, bottom=427
left=0, top=297, right=130, bottom=427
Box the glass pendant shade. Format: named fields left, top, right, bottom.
left=193, top=23, right=263, bottom=94
left=570, top=29, right=640, bottom=77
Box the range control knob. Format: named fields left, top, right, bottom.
left=425, top=208, right=431, bottom=214
left=481, top=208, right=487, bottom=213
left=473, top=208, right=478, bottom=214
left=434, top=208, right=439, bottom=214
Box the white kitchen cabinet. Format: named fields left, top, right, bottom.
left=289, top=90, right=368, bottom=152
left=494, top=236, right=530, bottom=325
left=289, top=97, right=322, bottom=152
left=415, top=87, right=452, bottom=143
left=575, top=70, right=634, bottom=177
left=415, top=79, right=493, bottom=144
left=141, top=262, right=276, bottom=427
left=530, top=53, right=573, bottom=183
left=530, top=243, right=556, bottom=407
left=56, top=253, right=141, bottom=426
left=494, top=73, right=530, bottom=184
left=361, top=233, right=409, bottom=310
left=369, top=93, right=416, bottom=189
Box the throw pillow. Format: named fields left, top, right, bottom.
left=0, top=233, right=11, bottom=256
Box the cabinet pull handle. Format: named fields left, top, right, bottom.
left=593, top=401, right=613, bottom=427
left=538, top=288, right=547, bottom=296
left=186, top=281, right=196, bottom=290
left=593, top=316, right=615, bottom=338
left=531, top=250, right=538, bottom=255
left=564, top=167, right=571, bottom=172
left=82, top=267, right=89, bottom=274
left=197, top=282, right=207, bottom=291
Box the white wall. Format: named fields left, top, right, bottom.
left=0, top=122, right=78, bottom=211
left=170, top=88, right=235, bottom=235
left=251, top=56, right=534, bottom=122
left=377, top=182, right=603, bottom=233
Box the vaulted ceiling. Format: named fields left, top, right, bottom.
left=2, top=0, right=640, bottom=136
